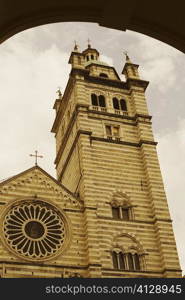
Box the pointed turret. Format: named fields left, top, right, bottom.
left=122, top=52, right=140, bottom=80
left=122, top=52, right=149, bottom=91
left=68, top=42, right=85, bottom=69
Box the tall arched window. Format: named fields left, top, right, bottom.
left=113, top=97, right=119, bottom=109
left=98, top=95, right=106, bottom=107
left=120, top=99, right=127, bottom=111
left=91, top=94, right=106, bottom=108
left=91, top=94, right=98, bottom=106
left=112, top=98, right=127, bottom=112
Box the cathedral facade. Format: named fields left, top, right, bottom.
left=0, top=44, right=182, bottom=278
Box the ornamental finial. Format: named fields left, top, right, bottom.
left=87, top=38, right=91, bottom=48
left=123, top=51, right=132, bottom=63
left=74, top=40, right=79, bottom=51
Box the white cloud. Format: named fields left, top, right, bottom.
left=99, top=54, right=113, bottom=66
left=140, top=56, right=176, bottom=92
left=127, top=32, right=183, bottom=93
left=0, top=34, right=70, bottom=179
left=156, top=119, right=185, bottom=274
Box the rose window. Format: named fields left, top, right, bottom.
left=1, top=200, right=70, bottom=261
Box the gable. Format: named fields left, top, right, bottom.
left=0, top=166, right=83, bottom=210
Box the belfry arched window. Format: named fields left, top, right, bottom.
left=112, top=97, right=127, bottom=111
left=113, top=97, right=119, bottom=110
left=98, top=95, right=106, bottom=107
left=112, top=250, right=141, bottom=271
left=120, top=99, right=127, bottom=111
left=91, top=94, right=106, bottom=108
left=111, top=192, right=133, bottom=221
left=91, top=94, right=98, bottom=106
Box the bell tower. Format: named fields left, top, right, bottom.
left=51, top=44, right=182, bottom=277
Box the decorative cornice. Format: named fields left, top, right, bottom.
left=162, top=268, right=182, bottom=273
left=84, top=206, right=97, bottom=211
left=70, top=68, right=89, bottom=77
left=97, top=216, right=173, bottom=225
left=85, top=74, right=127, bottom=89
left=102, top=268, right=163, bottom=274
left=82, top=74, right=149, bottom=91
left=0, top=261, right=101, bottom=270
left=54, top=103, right=155, bottom=171
left=97, top=216, right=154, bottom=224
left=153, top=218, right=172, bottom=223
left=64, top=208, right=84, bottom=213
left=139, top=140, right=158, bottom=146
left=90, top=136, right=157, bottom=147
left=88, top=109, right=134, bottom=120
left=88, top=116, right=138, bottom=126
left=135, top=113, right=152, bottom=120
left=53, top=105, right=153, bottom=164
left=64, top=206, right=96, bottom=213
left=0, top=261, right=180, bottom=274
left=127, top=78, right=149, bottom=91
left=52, top=94, right=152, bottom=135
left=88, top=110, right=152, bottom=125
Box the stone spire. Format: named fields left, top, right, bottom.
left=122, top=51, right=140, bottom=79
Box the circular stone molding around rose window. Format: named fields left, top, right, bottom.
left=0, top=199, right=71, bottom=262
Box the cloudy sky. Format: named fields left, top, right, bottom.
left=0, top=22, right=184, bottom=275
